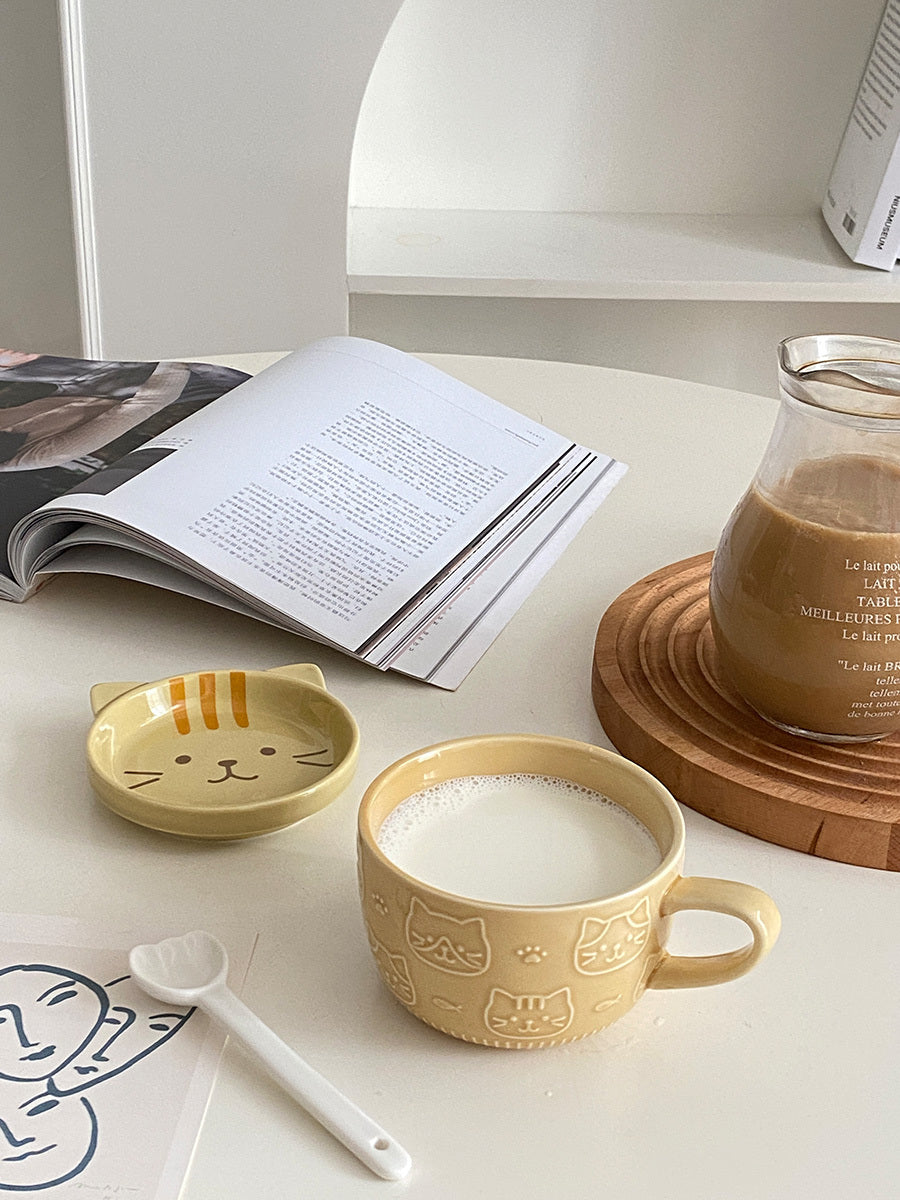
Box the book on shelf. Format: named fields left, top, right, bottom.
left=0, top=337, right=625, bottom=689
left=822, top=0, right=900, bottom=270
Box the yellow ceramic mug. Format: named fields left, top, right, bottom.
left=357, top=735, right=780, bottom=1049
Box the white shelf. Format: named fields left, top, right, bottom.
left=348, top=207, right=900, bottom=303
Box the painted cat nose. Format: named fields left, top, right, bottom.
left=217, top=759, right=238, bottom=768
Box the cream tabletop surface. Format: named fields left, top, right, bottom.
left=0, top=351, right=896, bottom=1199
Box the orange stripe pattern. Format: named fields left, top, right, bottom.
left=199, top=673, right=218, bottom=729
left=169, top=677, right=189, bottom=735
left=230, top=671, right=249, bottom=728
left=168, top=671, right=250, bottom=733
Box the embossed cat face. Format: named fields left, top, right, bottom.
left=368, top=935, right=416, bottom=1007
left=574, top=898, right=651, bottom=975
left=118, top=672, right=334, bottom=801
left=484, top=988, right=574, bottom=1041
left=405, top=898, right=490, bottom=975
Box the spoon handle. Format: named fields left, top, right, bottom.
left=202, top=983, right=411, bottom=1181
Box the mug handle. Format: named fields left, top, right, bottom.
left=647, top=876, right=781, bottom=990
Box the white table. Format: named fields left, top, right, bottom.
left=1, top=353, right=896, bottom=1200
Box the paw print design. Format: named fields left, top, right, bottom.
left=515, top=945, right=548, bottom=965
left=372, top=892, right=389, bottom=917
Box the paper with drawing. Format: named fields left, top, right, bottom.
left=0, top=916, right=254, bottom=1198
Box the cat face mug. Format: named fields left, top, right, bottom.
left=357, top=735, right=780, bottom=1049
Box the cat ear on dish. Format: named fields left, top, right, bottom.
left=89, top=682, right=142, bottom=715
left=264, top=663, right=326, bottom=690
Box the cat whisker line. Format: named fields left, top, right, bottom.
left=124, top=770, right=163, bottom=790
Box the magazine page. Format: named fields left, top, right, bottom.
left=387, top=453, right=627, bottom=687
left=0, top=349, right=249, bottom=597
left=34, top=525, right=346, bottom=652
left=14, top=339, right=591, bottom=653
left=35, top=538, right=311, bottom=632
left=34, top=449, right=625, bottom=688
left=358, top=445, right=606, bottom=664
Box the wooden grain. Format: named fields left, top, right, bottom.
left=592, top=552, right=900, bottom=871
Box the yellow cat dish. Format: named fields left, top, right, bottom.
left=86, top=664, right=359, bottom=839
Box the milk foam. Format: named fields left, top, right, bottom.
left=375, top=773, right=662, bottom=905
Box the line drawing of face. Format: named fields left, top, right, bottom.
left=0, top=969, right=107, bottom=1083
left=48, top=975, right=193, bottom=1096
left=0, top=962, right=193, bottom=1192
left=0, top=1084, right=98, bottom=1191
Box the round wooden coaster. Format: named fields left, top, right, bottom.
left=592, top=552, right=900, bottom=871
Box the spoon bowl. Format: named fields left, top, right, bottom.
left=130, top=930, right=228, bottom=1003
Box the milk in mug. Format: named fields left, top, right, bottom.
left=376, top=773, right=662, bottom=905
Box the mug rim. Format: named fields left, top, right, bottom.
left=357, top=733, right=685, bottom=912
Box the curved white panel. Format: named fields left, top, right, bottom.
left=62, top=0, right=403, bottom=358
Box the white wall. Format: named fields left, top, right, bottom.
left=2, top=0, right=895, bottom=389
left=351, top=0, right=880, bottom=214
left=0, top=0, right=81, bottom=355
left=349, top=295, right=900, bottom=399
left=349, top=0, right=900, bottom=397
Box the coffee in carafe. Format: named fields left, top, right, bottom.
left=709, top=335, right=900, bottom=743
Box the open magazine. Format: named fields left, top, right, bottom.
left=0, top=337, right=626, bottom=688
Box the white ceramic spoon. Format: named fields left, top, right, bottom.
left=129, top=930, right=411, bottom=1182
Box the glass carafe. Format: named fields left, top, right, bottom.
left=709, top=334, right=900, bottom=743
